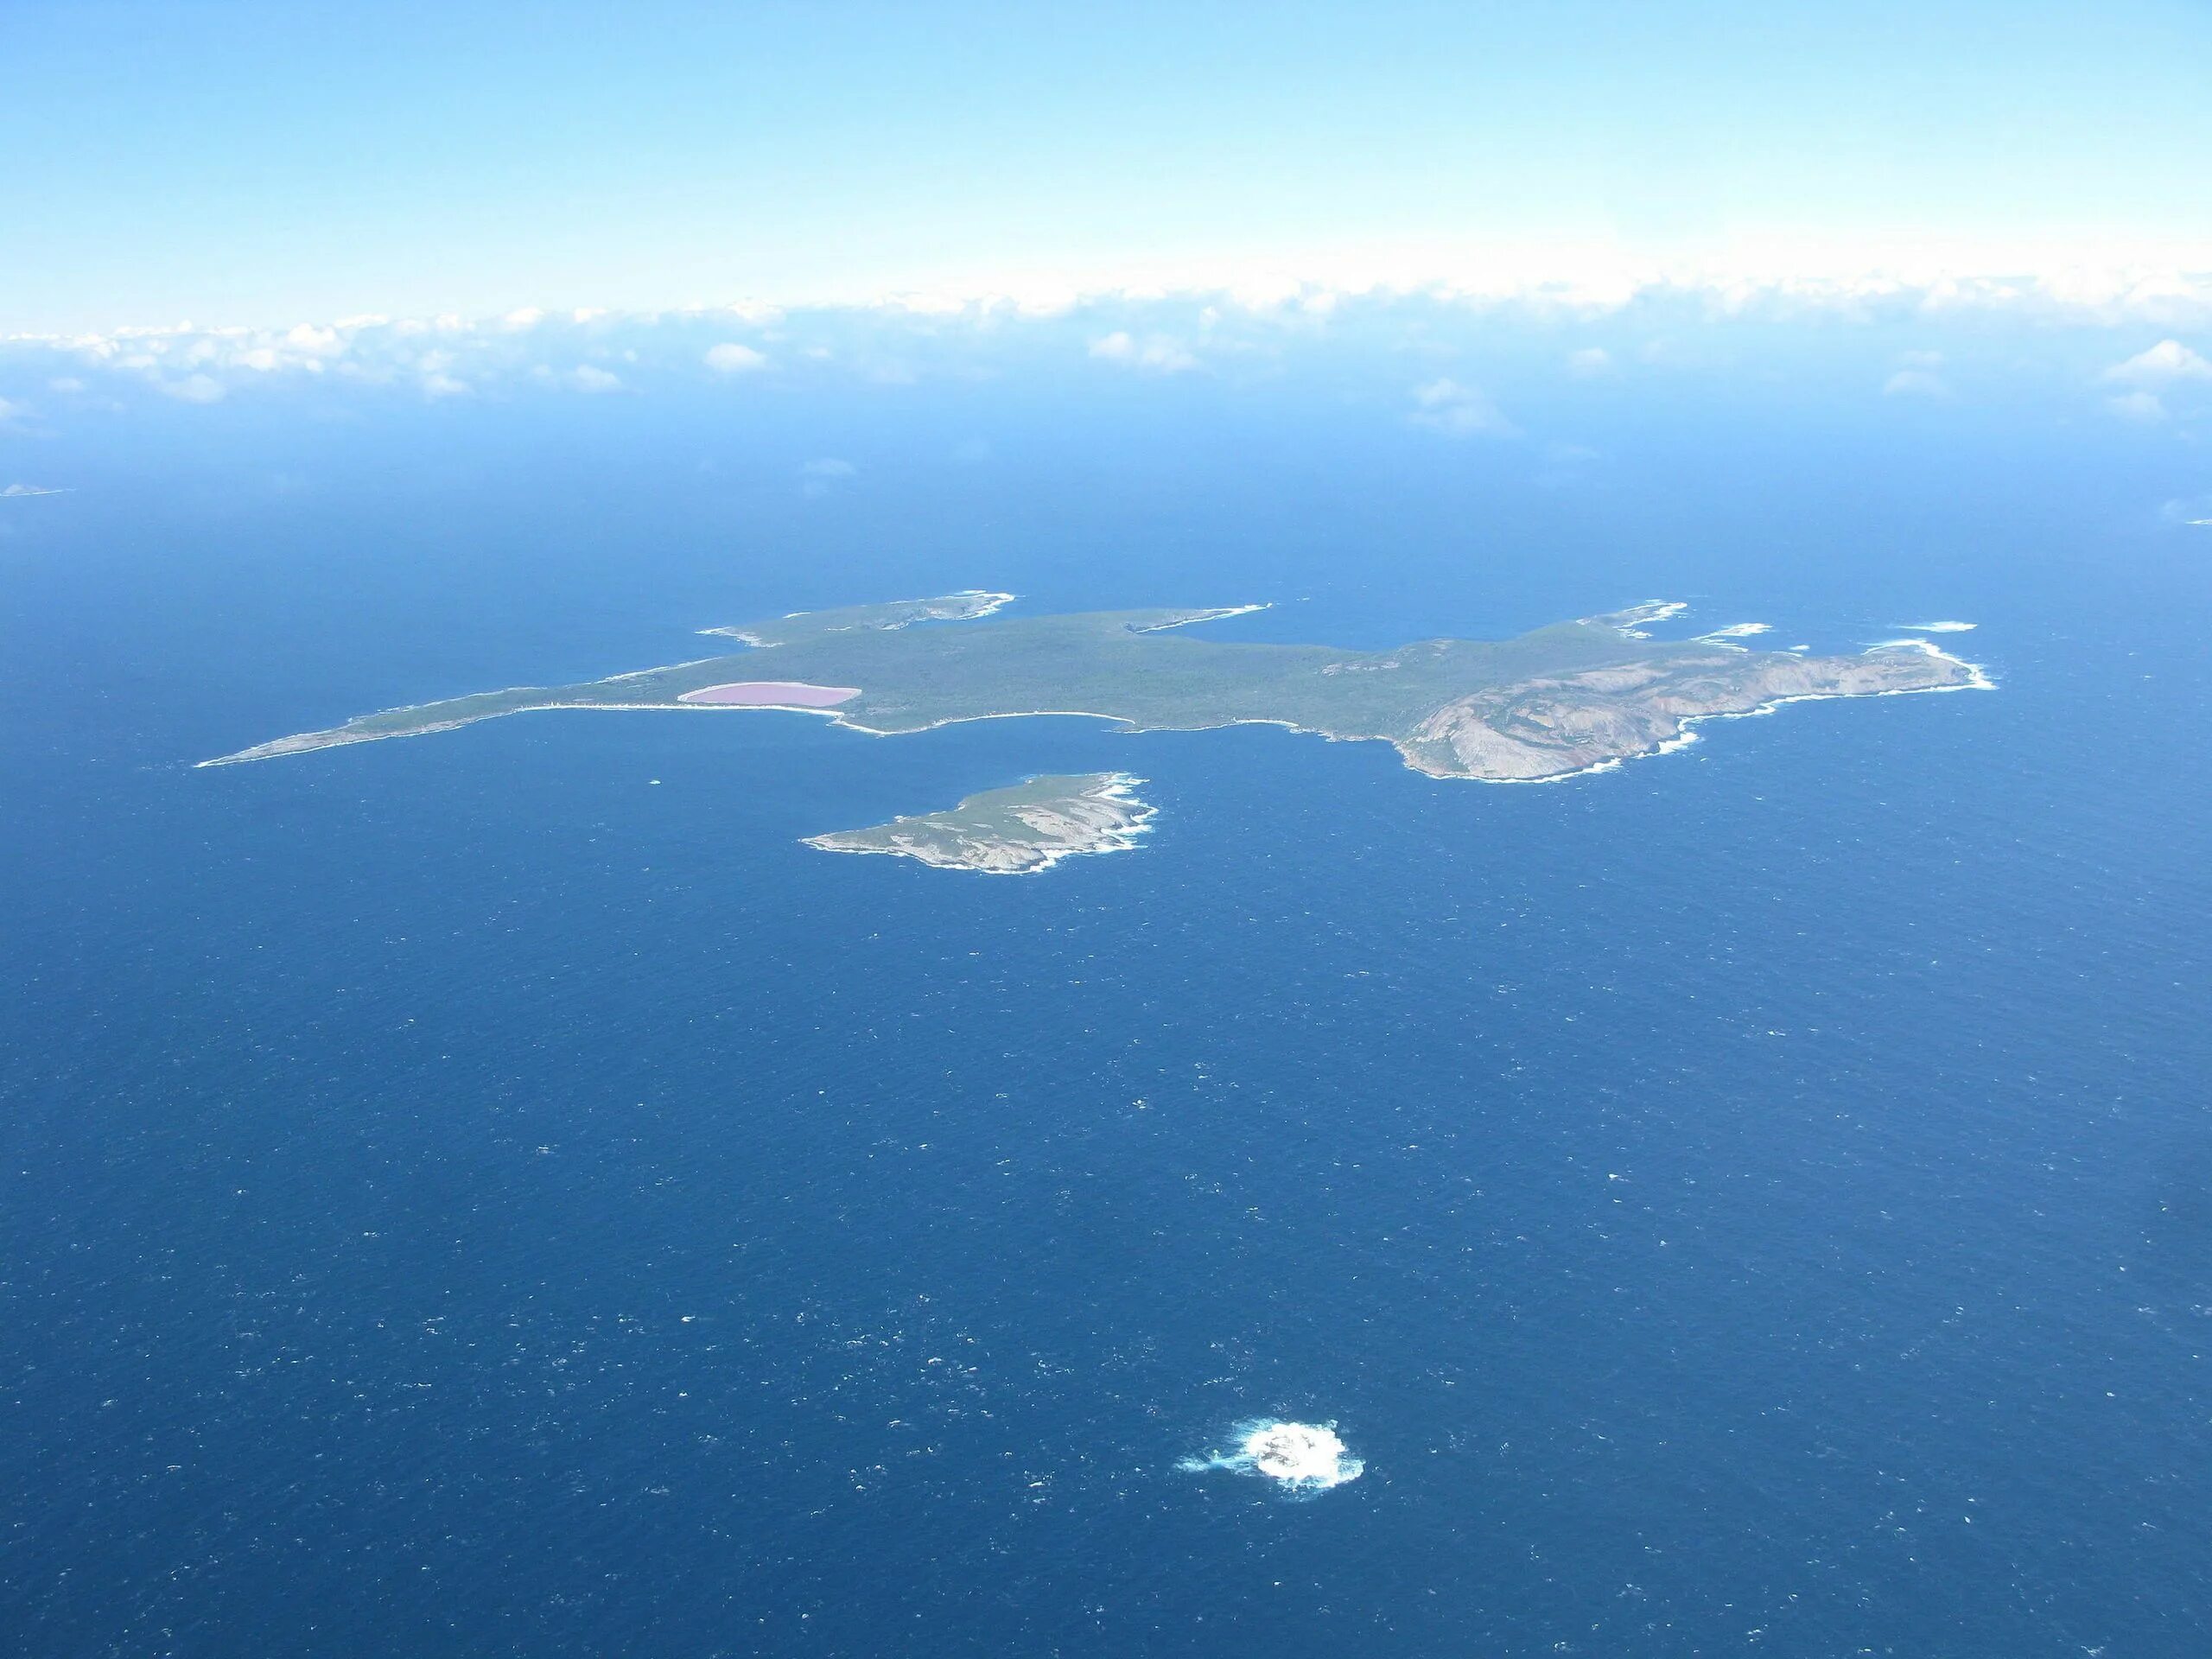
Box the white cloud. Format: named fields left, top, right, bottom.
left=162, top=373, right=226, bottom=404
left=569, top=365, right=621, bottom=393
left=1409, top=378, right=1516, bottom=437
left=704, top=341, right=768, bottom=374
left=2, top=482, right=67, bottom=497
left=1089, top=330, right=1198, bottom=372
left=1883, top=368, right=1949, bottom=398
left=2105, top=391, right=2166, bottom=422
left=283, top=323, right=343, bottom=355
left=16, top=284, right=2212, bottom=423
left=20, top=244, right=2212, bottom=347
left=2102, top=339, right=2212, bottom=385
left=1222, top=273, right=1304, bottom=312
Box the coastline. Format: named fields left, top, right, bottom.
left=200, top=638, right=1993, bottom=781
left=802, top=771, right=1159, bottom=875
left=1598, top=600, right=1690, bottom=639
left=198, top=596, right=1993, bottom=784
left=698, top=588, right=1018, bottom=642
left=1398, top=639, right=1998, bottom=785
left=1691, top=622, right=1773, bottom=651
left=1128, top=601, right=1273, bottom=633
left=195, top=696, right=859, bottom=767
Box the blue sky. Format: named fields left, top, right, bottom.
left=8, top=0, right=2212, bottom=334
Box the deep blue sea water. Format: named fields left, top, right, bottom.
left=3, top=378, right=2209, bottom=1656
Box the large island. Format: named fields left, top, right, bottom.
left=201, top=590, right=1987, bottom=782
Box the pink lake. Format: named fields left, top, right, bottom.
left=677, top=681, right=861, bottom=708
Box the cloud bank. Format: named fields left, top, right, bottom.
left=3, top=277, right=2205, bottom=442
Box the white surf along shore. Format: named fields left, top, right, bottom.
left=1521, top=634, right=1995, bottom=787
left=804, top=772, right=1158, bottom=876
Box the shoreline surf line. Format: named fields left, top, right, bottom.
left=1128, top=601, right=1273, bottom=632
left=1406, top=640, right=1997, bottom=785
left=803, top=772, right=1159, bottom=876
left=1596, top=600, right=1689, bottom=638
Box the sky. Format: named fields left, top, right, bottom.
left=7, top=0, right=2212, bottom=335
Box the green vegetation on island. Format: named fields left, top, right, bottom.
left=200, top=590, right=1987, bottom=781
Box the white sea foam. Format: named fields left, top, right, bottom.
left=1131, top=601, right=1273, bottom=633
left=1894, top=620, right=1977, bottom=632
left=1866, top=638, right=1998, bottom=690
left=1693, top=621, right=1771, bottom=649
left=1602, top=600, right=1688, bottom=638
left=1179, top=1420, right=1363, bottom=1497
left=992, top=773, right=1160, bottom=874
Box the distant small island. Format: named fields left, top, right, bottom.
left=805, top=772, right=1154, bottom=874
left=200, top=590, right=1990, bottom=786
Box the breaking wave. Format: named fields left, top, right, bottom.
left=1179, top=1419, right=1364, bottom=1497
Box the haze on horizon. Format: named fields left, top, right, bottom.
left=6, top=0, right=2211, bottom=335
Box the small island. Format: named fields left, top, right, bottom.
left=804, top=772, right=1155, bottom=874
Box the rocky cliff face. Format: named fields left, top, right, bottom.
left=1402, top=645, right=1979, bottom=781
left=804, top=773, right=1156, bottom=874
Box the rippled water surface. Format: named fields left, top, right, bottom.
left=3, top=388, right=2208, bottom=1655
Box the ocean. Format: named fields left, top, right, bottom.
left=3, top=371, right=2209, bottom=1656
